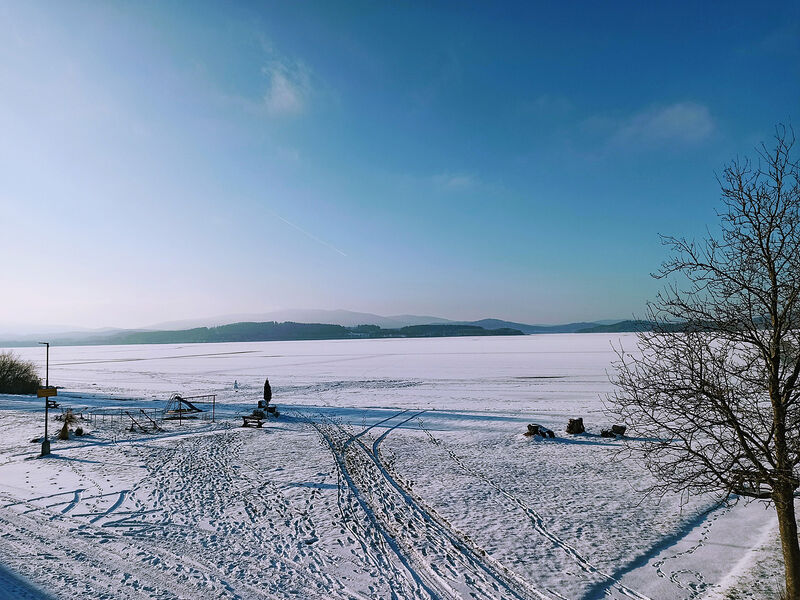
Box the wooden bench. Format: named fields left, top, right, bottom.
left=242, top=415, right=264, bottom=428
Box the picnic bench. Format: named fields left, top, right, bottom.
left=242, top=415, right=265, bottom=428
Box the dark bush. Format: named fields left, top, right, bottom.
left=0, top=351, right=39, bottom=394
left=58, top=421, right=69, bottom=440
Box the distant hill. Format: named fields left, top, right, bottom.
left=383, top=325, right=523, bottom=338
left=0, top=321, right=524, bottom=347
left=1, top=310, right=648, bottom=347
left=147, top=309, right=453, bottom=330
left=465, top=319, right=603, bottom=334
left=110, top=322, right=351, bottom=345
left=145, top=310, right=615, bottom=333
left=577, top=320, right=657, bottom=333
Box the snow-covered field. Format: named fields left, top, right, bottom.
left=0, top=334, right=780, bottom=599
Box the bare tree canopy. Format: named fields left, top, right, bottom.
left=609, top=125, right=800, bottom=598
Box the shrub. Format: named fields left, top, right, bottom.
left=57, top=410, right=78, bottom=425
left=74, top=427, right=84, bottom=436
left=0, top=351, right=40, bottom=394
left=58, top=421, right=69, bottom=440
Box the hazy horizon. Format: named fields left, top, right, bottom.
left=2, top=2, right=797, bottom=329
left=0, top=307, right=628, bottom=337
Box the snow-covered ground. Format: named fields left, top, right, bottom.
left=0, top=334, right=780, bottom=599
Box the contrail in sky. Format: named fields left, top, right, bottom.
left=269, top=210, right=348, bottom=257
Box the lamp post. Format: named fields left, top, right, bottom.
left=39, top=342, right=50, bottom=456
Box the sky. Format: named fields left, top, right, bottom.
left=1, top=1, right=798, bottom=330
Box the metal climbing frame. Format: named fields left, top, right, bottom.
left=163, top=394, right=216, bottom=423
left=88, top=407, right=162, bottom=428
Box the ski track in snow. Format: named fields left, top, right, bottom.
left=0, top=412, right=760, bottom=600
left=418, top=425, right=651, bottom=600
left=0, top=336, right=773, bottom=599
left=305, top=408, right=553, bottom=600
left=0, top=425, right=378, bottom=599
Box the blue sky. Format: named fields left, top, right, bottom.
left=1, top=1, right=798, bottom=329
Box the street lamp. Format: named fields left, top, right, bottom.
left=39, top=342, right=50, bottom=456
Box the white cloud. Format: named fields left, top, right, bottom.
left=263, top=60, right=311, bottom=117
left=610, top=102, right=714, bottom=147
left=433, top=172, right=477, bottom=191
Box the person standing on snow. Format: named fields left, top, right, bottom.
left=263, top=378, right=272, bottom=407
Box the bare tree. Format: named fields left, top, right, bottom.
left=609, top=125, right=800, bottom=598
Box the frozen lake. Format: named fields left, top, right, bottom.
left=0, top=334, right=776, bottom=599
left=7, top=333, right=623, bottom=416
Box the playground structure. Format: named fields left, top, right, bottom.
left=86, top=393, right=217, bottom=433
left=125, top=409, right=165, bottom=433
left=163, top=394, right=216, bottom=423
left=88, top=407, right=164, bottom=431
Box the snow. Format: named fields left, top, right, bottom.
left=0, top=334, right=779, bottom=599
left=703, top=517, right=784, bottom=599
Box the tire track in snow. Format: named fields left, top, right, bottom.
left=318, top=416, right=404, bottom=598
left=345, top=409, right=410, bottom=448
left=371, top=412, right=556, bottom=600
left=310, top=415, right=442, bottom=600
left=312, top=409, right=555, bottom=600
left=134, top=427, right=354, bottom=598
left=61, top=488, right=83, bottom=514
left=3, top=422, right=373, bottom=599
left=89, top=490, right=128, bottom=524
left=421, top=427, right=652, bottom=600
left=0, top=507, right=236, bottom=598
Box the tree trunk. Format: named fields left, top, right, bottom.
left=776, top=486, right=800, bottom=599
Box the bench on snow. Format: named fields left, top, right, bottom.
left=242, top=415, right=265, bottom=428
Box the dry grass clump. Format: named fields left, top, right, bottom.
left=57, top=410, right=78, bottom=425
left=58, top=420, right=70, bottom=440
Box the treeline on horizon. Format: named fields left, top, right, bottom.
left=3, top=322, right=527, bottom=347
left=0, top=319, right=698, bottom=348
